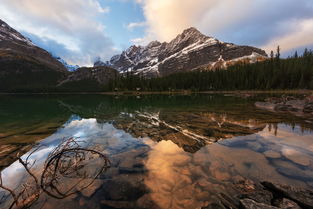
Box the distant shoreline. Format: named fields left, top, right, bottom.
left=0, top=90, right=312, bottom=95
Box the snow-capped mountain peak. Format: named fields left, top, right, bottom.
left=179, top=27, right=208, bottom=40
left=96, top=27, right=268, bottom=77
left=146, top=40, right=162, bottom=48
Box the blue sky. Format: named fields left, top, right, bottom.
left=0, top=0, right=313, bottom=66
left=101, top=0, right=145, bottom=49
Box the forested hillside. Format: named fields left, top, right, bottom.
left=105, top=48, right=313, bottom=91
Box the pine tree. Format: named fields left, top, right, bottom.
left=294, top=51, right=298, bottom=58
left=303, top=48, right=309, bottom=57
left=276, top=46, right=281, bottom=60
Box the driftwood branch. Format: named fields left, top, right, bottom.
left=0, top=137, right=110, bottom=209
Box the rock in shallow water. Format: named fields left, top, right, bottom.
left=255, top=96, right=313, bottom=116
left=286, top=100, right=306, bottom=111
left=274, top=104, right=293, bottom=112
left=240, top=198, right=278, bottom=209
left=255, top=102, right=276, bottom=111
left=263, top=150, right=281, bottom=159
left=281, top=148, right=312, bottom=166
left=272, top=159, right=313, bottom=182
left=303, top=103, right=313, bottom=113
left=262, top=181, right=313, bottom=209
left=238, top=190, right=274, bottom=205
left=101, top=179, right=147, bottom=201
left=274, top=198, right=301, bottom=209
left=81, top=179, right=103, bottom=198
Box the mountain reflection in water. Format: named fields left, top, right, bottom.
left=0, top=94, right=313, bottom=209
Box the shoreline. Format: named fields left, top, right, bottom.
left=0, top=89, right=312, bottom=95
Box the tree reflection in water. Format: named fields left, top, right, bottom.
left=0, top=137, right=110, bottom=209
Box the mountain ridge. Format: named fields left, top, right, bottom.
left=0, top=19, right=118, bottom=92
left=95, top=27, right=268, bottom=77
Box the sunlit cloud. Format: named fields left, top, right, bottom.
left=262, top=18, right=313, bottom=53
left=135, top=0, right=313, bottom=53
left=0, top=0, right=116, bottom=66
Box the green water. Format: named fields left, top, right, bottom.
left=0, top=94, right=313, bottom=209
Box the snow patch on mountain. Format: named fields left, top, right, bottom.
left=0, top=20, right=35, bottom=46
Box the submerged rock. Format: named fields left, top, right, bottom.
left=303, top=103, right=313, bottom=113
left=240, top=198, right=278, bottom=209
left=263, top=150, right=281, bottom=159
left=281, top=148, right=312, bottom=166
left=262, top=181, right=313, bottom=208
left=286, top=100, right=306, bottom=110
left=274, top=104, right=293, bottom=112
left=238, top=190, right=273, bottom=205
left=255, top=102, right=276, bottom=111
left=255, top=95, right=313, bottom=116
left=272, top=159, right=313, bottom=182
left=274, top=198, right=301, bottom=209
left=101, top=179, right=147, bottom=201
left=81, top=179, right=103, bottom=198
left=233, top=179, right=313, bottom=209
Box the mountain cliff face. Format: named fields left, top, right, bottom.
left=99, top=27, right=267, bottom=77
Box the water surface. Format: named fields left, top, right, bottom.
left=0, top=94, right=313, bottom=209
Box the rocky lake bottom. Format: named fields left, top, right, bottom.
left=0, top=94, right=313, bottom=209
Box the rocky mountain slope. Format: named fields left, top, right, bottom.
left=0, top=19, right=67, bottom=72
left=98, top=27, right=267, bottom=77
left=0, top=19, right=116, bottom=92
left=0, top=19, right=69, bottom=91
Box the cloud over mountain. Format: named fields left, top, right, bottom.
left=134, top=0, right=313, bottom=54
left=0, top=0, right=117, bottom=66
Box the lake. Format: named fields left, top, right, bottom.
left=0, top=94, right=313, bottom=209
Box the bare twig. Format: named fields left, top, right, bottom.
left=0, top=137, right=110, bottom=209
